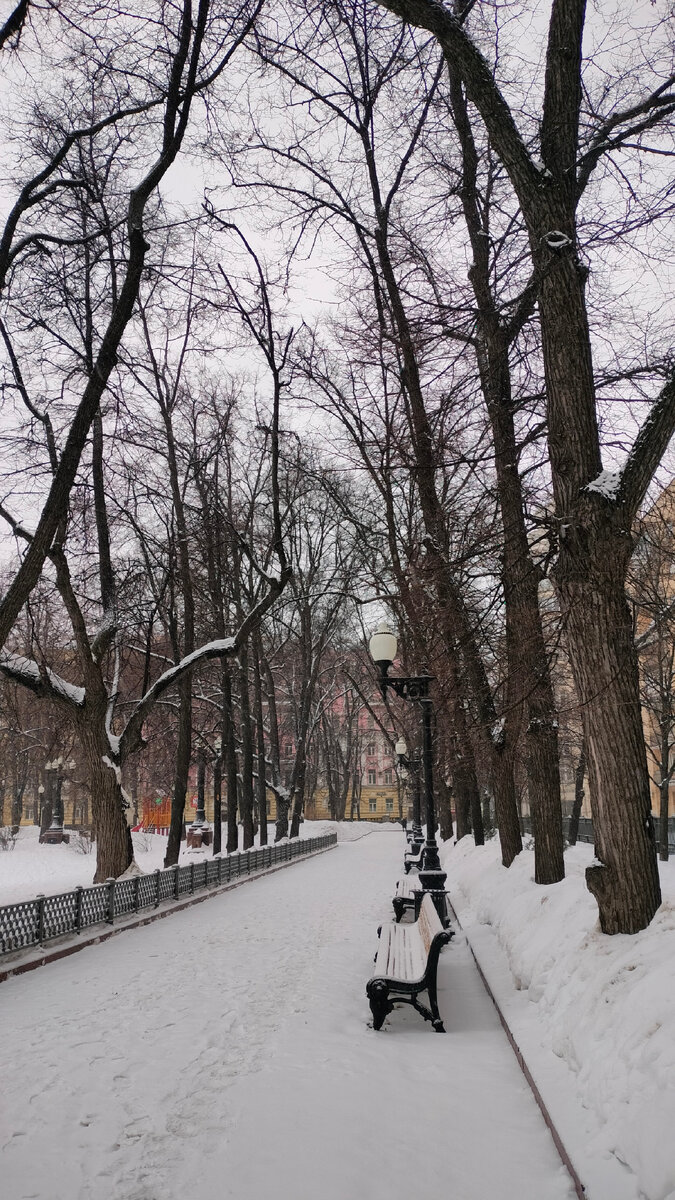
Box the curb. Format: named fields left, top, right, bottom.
left=0, top=844, right=336, bottom=985
left=448, top=897, right=586, bottom=1200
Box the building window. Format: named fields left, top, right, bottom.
left=383, top=768, right=392, bottom=785
left=367, top=743, right=375, bottom=756
left=386, top=798, right=394, bottom=813
left=367, top=769, right=376, bottom=785
left=369, top=798, right=377, bottom=813
left=284, top=743, right=293, bottom=758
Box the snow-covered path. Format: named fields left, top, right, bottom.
left=1, top=831, right=575, bottom=1200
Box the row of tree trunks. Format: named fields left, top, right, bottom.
left=375, top=0, right=670, bottom=932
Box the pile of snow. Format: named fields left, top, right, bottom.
left=443, top=836, right=675, bottom=1200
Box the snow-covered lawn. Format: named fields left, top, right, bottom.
left=442, top=835, right=675, bottom=1200
left=0, top=820, right=399, bottom=906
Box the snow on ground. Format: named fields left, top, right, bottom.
left=1, top=830, right=576, bottom=1200
left=442, top=835, right=675, bottom=1200
left=0, top=820, right=400, bottom=906
left=3, top=825, right=674, bottom=1199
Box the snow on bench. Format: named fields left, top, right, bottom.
left=366, top=893, right=453, bottom=1032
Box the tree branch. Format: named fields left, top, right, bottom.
left=0, top=651, right=85, bottom=708
left=618, top=372, right=675, bottom=520
left=119, top=565, right=291, bottom=758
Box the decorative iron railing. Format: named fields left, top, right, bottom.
left=0, top=833, right=337, bottom=957
left=520, top=815, right=675, bottom=854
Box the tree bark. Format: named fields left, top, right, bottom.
left=252, top=633, right=268, bottom=846
left=567, top=741, right=586, bottom=847
left=238, top=645, right=255, bottom=850
left=223, top=663, right=239, bottom=853
left=556, top=506, right=661, bottom=932
left=75, top=708, right=132, bottom=883
left=659, top=718, right=670, bottom=862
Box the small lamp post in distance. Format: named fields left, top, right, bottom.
left=187, top=746, right=213, bottom=849
left=368, top=623, right=447, bottom=922
left=394, top=737, right=424, bottom=849
left=39, top=756, right=70, bottom=845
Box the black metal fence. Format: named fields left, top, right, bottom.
left=521, top=815, right=675, bottom=855
left=0, top=833, right=337, bottom=957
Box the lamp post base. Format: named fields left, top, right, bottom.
left=417, top=874, right=449, bottom=926
left=39, top=829, right=70, bottom=845
left=187, top=824, right=212, bottom=848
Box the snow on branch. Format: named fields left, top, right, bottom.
left=617, top=373, right=675, bottom=519
left=0, top=651, right=85, bottom=706
left=583, top=469, right=621, bottom=502
left=119, top=565, right=291, bottom=757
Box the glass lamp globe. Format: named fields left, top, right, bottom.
left=368, top=623, right=397, bottom=668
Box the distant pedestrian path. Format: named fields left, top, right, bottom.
left=0, top=832, right=575, bottom=1200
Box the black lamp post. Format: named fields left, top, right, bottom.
left=395, top=738, right=424, bottom=848
left=39, top=757, right=71, bottom=844
left=187, top=746, right=213, bottom=848
left=369, top=624, right=447, bottom=918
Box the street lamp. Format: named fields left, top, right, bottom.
left=187, top=745, right=213, bottom=848
left=395, top=737, right=424, bottom=848
left=369, top=623, right=447, bottom=918
left=39, top=757, right=70, bottom=845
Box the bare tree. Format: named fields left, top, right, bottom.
left=0, top=0, right=264, bottom=649
left=375, top=0, right=675, bottom=932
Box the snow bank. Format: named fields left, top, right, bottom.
left=443, top=836, right=675, bottom=1200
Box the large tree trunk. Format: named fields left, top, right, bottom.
left=212, top=751, right=222, bottom=856
left=76, top=713, right=133, bottom=882
left=446, top=673, right=483, bottom=845
left=492, top=745, right=522, bottom=867
left=238, top=646, right=255, bottom=850
left=659, top=718, right=670, bottom=863
left=555, top=508, right=661, bottom=932
left=252, top=634, right=268, bottom=847
left=289, top=752, right=306, bottom=838
left=164, top=676, right=191, bottom=868
left=223, top=663, right=239, bottom=854
left=437, top=775, right=454, bottom=842
left=567, top=740, right=586, bottom=847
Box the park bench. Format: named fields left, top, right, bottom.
left=392, top=874, right=422, bottom=922
left=393, top=877, right=451, bottom=926
left=366, top=893, right=453, bottom=1032
left=403, top=841, right=424, bottom=873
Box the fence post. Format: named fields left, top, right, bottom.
left=154, top=869, right=161, bottom=908
left=174, top=864, right=180, bottom=901
left=36, top=894, right=45, bottom=945
left=190, top=861, right=195, bottom=894
left=106, top=878, right=116, bottom=925
left=134, top=874, right=141, bottom=913
left=75, top=885, right=84, bottom=933
left=217, top=856, right=223, bottom=885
